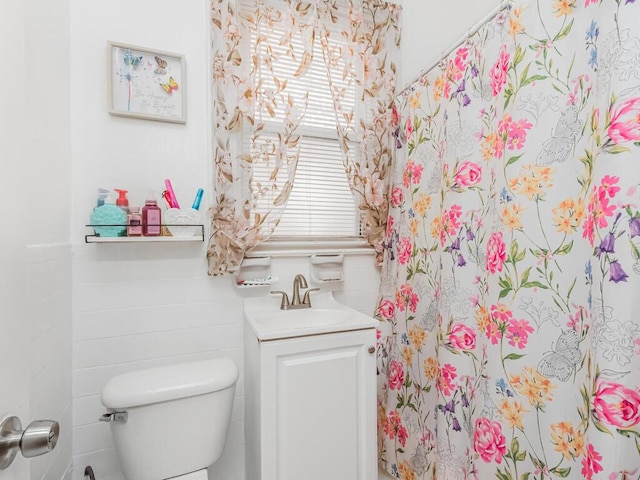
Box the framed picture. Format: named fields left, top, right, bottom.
left=108, top=41, right=186, bottom=124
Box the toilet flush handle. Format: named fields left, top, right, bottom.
left=99, top=412, right=128, bottom=423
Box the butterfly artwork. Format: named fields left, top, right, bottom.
left=154, top=56, right=168, bottom=75
left=536, top=105, right=583, bottom=166
left=160, top=76, right=179, bottom=94
left=537, top=329, right=582, bottom=382
left=123, top=49, right=143, bottom=69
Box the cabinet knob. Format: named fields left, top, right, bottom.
left=368, top=346, right=375, bottom=354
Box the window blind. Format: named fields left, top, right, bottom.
left=243, top=1, right=361, bottom=238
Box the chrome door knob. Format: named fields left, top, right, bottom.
left=0, top=416, right=60, bottom=470
left=20, top=420, right=59, bottom=458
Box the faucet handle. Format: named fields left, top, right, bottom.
left=302, top=288, right=320, bottom=306
left=270, top=291, right=290, bottom=309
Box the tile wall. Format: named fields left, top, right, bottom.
left=71, top=245, right=380, bottom=480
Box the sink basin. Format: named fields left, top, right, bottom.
left=244, top=292, right=378, bottom=340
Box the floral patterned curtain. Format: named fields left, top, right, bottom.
left=376, top=1, right=640, bottom=479
left=207, top=0, right=401, bottom=276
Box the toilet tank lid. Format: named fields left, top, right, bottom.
left=101, top=358, right=239, bottom=409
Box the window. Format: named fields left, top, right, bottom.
left=243, top=2, right=361, bottom=239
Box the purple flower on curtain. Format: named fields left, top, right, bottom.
left=457, top=254, right=467, bottom=267
left=466, top=228, right=476, bottom=241
left=442, top=399, right=456, bottom=413
left=597, top=232, right=616, bottom=256
left=630, top=217, right=640, bottom=237
left=609, top=260, right=628, bottom=283
left=452, top=417, right=462, bottom=431
left=451, top=238, right=461, bottom=251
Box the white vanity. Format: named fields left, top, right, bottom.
left=243, top=291, right=378, bottom=480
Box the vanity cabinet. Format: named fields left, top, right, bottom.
left=244, top=326, right=377, bottom=480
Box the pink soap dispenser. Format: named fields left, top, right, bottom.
left=142, top=191, right=162, bottom=236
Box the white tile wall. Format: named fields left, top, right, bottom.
left=27, top=244, right=73, bottom=480
left=71, top=246, right=381, bottom=480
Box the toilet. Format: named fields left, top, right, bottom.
left=100, top=358, right=238, bottom=480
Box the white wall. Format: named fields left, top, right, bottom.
left=1, top=0, right=73, bottom=479
left=65, top=0, right=505, bottom=478
left=399, top=0, right=502, bottom=88
left=68, top=1, right=381, bottom=479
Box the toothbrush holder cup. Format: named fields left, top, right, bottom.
left=164, top=208, right=202, bottom=237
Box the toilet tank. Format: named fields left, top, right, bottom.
left=101, top=358, right=238, bottom=480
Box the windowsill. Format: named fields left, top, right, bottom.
left=247, top=237, right=375, bottom=257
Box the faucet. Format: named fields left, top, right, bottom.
left=271, top=274, right=319, bottom=310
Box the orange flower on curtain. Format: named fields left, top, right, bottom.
left=207, top=0, right=401, bottom=276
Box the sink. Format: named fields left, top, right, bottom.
left=243, top=291, right=378, bottom=340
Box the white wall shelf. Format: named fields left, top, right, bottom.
left=84, top=225, right=204, bottom=243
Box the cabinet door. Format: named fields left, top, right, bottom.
left=260, top=329, right=376, bottom=480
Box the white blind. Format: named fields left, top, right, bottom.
left=243, top=1, right=360, bottom=238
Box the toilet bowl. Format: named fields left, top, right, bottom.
left=100, top=358, right=238, bottom=480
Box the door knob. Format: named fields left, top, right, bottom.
left=0, top=416, right=60, bottom=470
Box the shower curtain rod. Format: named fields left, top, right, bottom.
left=397, top=0, right=513, bottom=97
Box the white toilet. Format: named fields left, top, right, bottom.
left=100, top=358, right=238, bottom=480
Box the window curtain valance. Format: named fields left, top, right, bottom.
left=207, top=0, right=401, bottom=276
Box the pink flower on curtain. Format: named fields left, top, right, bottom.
left=498, top=115, right=533, bottom=150
left=584, top=0, right=598, bottom=6
left=438, top=363, right=458, bottom=396
left=608, top=97, right=640, bottom=144
left=490, top=45, right=510, bottom=96
left=384, top=411, right=409, bottom=446
left=455, top=161, right=483, bottom=187
left=391, top=186, right=404, bottom=206
left=397, top=237, right=413, bottom=264
left=486, top=232, right=507, bottom=273
left=506, top=318, right=534, bottom=348
left=405, top=116, right=413, bottom=140
left=403, top=160, right=424, bottom=187
left=581, top=444, right=603, bottom=479
left=449, top=323, right=477, bottom=350
left=473, top=417, right=507, bottom=463
left=388, top=360, right=405, bottom=390
left=594, top=379, right=640, bottom=428
left=377, top=299, right=395, bottom=320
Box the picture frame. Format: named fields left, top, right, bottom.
left=108, top=41, right=186, bottom=124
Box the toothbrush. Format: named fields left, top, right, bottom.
left=191, top=188, right=204, bottom=211
left=164, top=179, right=180, bottom=209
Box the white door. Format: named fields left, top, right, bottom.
left=261, top=329, right=377, bottom=480
left=1, top=2, right=42, bottom=479
left=0, top=1, right=31, bottom=477
left=1, top=1, right=30, bottom=478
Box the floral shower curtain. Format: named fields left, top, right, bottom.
left=207, top=0, right=400, bottom=276
left=376, top=1, right=640, bottom=479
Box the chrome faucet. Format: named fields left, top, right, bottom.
left=271, top=274, right=319, bottom=310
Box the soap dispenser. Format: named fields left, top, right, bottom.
left=89, top=193, right=127, bottom=237
left=115, top=189, right=130, bottom=213
left=142, top=191, right=162, bottom=236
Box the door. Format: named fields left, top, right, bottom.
left=0, top=0, right=30, bottom=478
left=261, top=329, right=377, bottom=480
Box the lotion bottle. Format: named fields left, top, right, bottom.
left=127, top=207, right=142, bottom=236
left=142, top=191, right=162, bottom=236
